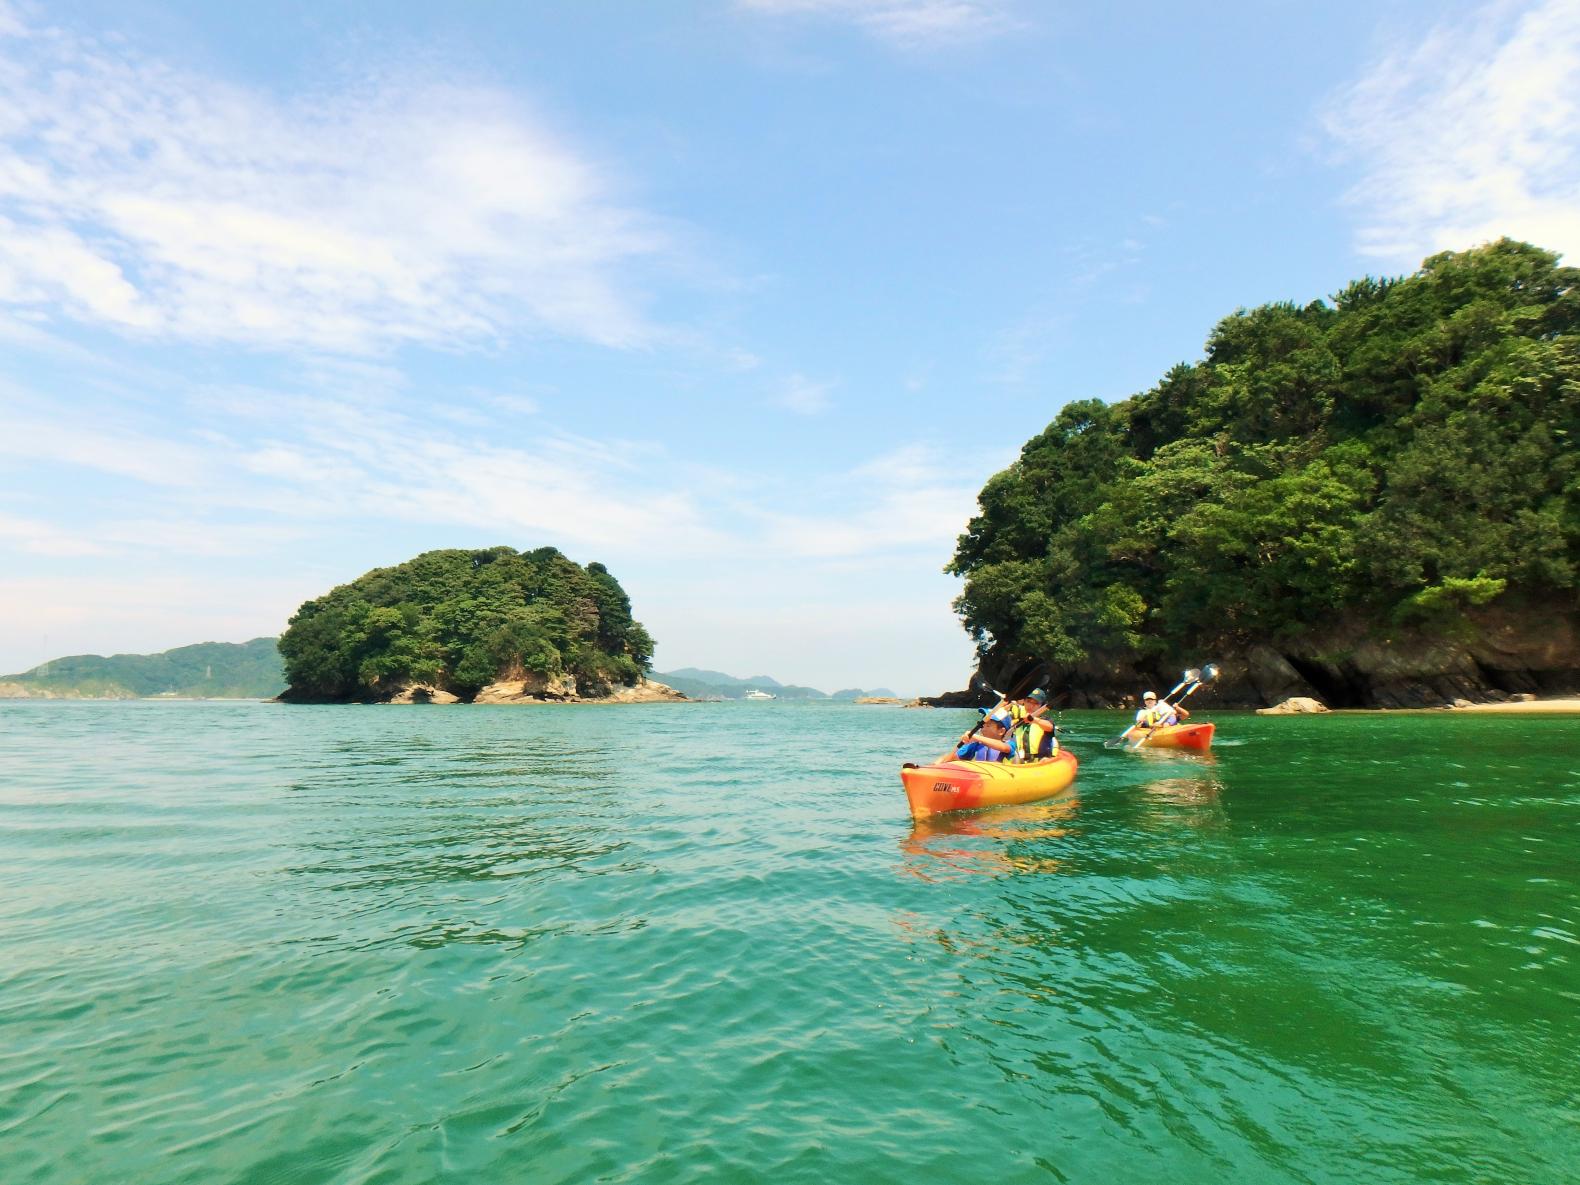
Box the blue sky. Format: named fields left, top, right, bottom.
left=1, top=0, right=1576, bottom=693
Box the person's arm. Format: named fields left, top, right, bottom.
left=975, top=733, right=1013, bottom=754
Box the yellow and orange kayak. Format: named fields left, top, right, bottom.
left=1132, top=722, right=1215, bottom=752
left=900, top=750, right=1079, bottom=819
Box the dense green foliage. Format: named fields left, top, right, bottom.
left=278, top=547, right=654, bottom=701
left=949, top=240, right=1580, bottom=668
left=3, top=638, right=285, bottom=698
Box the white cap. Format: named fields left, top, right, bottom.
left=1142, top=690, right=1156, bottom=700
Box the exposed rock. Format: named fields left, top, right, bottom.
left=598, top=679, right=688, bottom=704
left=387, top=685, right=460, bottom=705
left=475, top=669, right=581, bottom=701
left=1255, top=696, right=1330, bottom=715
left=474, top=676, right=685, bottom=704
left=916, top=686, right=984, bottom=708
left=1241, top=647, right=1322, bottom=706
left=1512, top=692, right=1537, bottom=702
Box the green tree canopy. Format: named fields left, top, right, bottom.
left=278, top=547, right=655, bottom=701
left=948, top=239, right=1580, bottom=673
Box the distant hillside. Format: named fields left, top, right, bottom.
left=652, top=668, right=893, bottom=700
left=0, top=639, right=286, bottom=699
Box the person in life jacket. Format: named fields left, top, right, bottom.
left=1131, top=689, right=1190, bottom=735
left=1007, top=688, right=1058, bottom=761
left=954, top=709, right=1015, bottom=761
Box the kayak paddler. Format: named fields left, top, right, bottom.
left=1121, top=688, right=1189, bottom=743
left=1008, top=688, right=1058, bottom=760
left=953, top=708, right=1014, bottom=762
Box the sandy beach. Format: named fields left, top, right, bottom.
left=1451, top=697, right=1580, bottom=713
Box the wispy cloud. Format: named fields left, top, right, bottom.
left=736, top=0, right=1018, bottom=50
left=753, top=442, right=1002, bottom=560
left=0, top=511, right=111, bottom=557
left=986, top=232, right=1148, bottom=385
left=1323, top=0, right=1580, bottom=264
left=0, top=8, right=672, bottom=353
left=777, top=372, right=833, bottom=414
left=2, top=363, right=1004, bottom=574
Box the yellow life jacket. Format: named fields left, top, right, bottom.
left=1009, top=705, right=1056, bottom=761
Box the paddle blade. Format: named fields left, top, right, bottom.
left=997, top=657, right=1046, bottom=701
left=968, top=672, right=999, bottom=704
left=1012, top=664, right=1052, bottom=701
left=1200, top=663, right=1221, bottom=682
left=1181, top=667, right=1201, bottom=684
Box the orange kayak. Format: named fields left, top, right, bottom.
left=1132, top=722, right=1215, bottom=752
left=900, top=750, right=1079, bottom=819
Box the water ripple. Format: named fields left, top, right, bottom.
left=1, top=702, right=1578, bottom=1183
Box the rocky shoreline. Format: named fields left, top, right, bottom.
left=381, top=676, right=689, bottom=705
left=923, top=608, right=1580, bottom=712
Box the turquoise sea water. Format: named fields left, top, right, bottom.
left=2, top=700, right=1578, bottom=1184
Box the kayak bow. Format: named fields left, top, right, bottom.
left=900, top=750, right=1079, bottom=820
left=1132, top=722, right=1215, bottom=752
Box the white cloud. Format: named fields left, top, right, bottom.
left=1324, top=0, right=1580, bottom=264
left=736, top=0, right=1017, bottom=49
left=777, top=372, right=833, bottom=414
left=0, top=394, right=215, bottom=487
left=0, top=11, right=671, bottom=353
left=0, top=511, right=109, bottom=556
left=754, top=442, right=998, bottom=559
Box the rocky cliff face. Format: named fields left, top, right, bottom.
left=928, top=608, right=1580, bottom=710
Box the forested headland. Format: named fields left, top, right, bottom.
left=948, top=240, right=1579, bottom=708
left=278, top=547, right=656, bottom=702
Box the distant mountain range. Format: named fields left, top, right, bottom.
left=0, top=644, right=893, bottom=703
left=0, top=639, right=286, bottom=700
left=651, top=668, right=896, bottom=701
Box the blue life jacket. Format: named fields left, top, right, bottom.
left=955, top=740, right=1004, bottom=762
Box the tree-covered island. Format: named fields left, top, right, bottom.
left=948, top=240, right=1580, bottom=708
left=278, top=546, right=665, bottom=703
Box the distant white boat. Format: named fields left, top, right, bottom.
left=744, top=689, right=775, bottom=700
